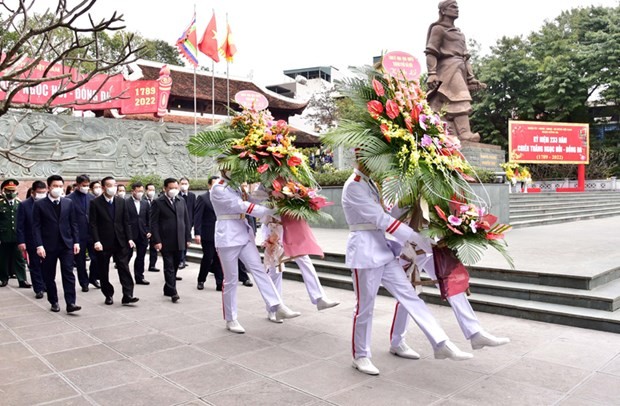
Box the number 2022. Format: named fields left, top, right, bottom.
left=135, top=97, right=155, bottom=106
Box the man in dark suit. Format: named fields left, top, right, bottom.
left=177, top=177, right=196, bottom=270
left=17, top=180, right=47, bottom=298
left=32, top=175, right=81, bottom=313
left=150, top=178, right=191, bottom=303
left=126, top=181, right=150, bottom=285
left=144, top=183, right=160, bottom=273
left=193, top=176, right=223, bottom=291
left=89, top=176, right=138, bottom=306
left=66, top=174, right=99, bottom=291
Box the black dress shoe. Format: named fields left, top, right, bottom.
left=35, top=291, right=44, bottom=299
left=197, top=282, right=204, bottom=290
left=243, top=280, right=253, bottom=287
left=122, top=296, right=139, bottom=305
left=50, top=303, right=60, bottom=312
left=81, top=285, right=89, bottom=292
left=0, top=280, right=8, bottom=287
left=216, top=285, right=222, bottom=292
left=136, top=279, right=150, bottom=285
left=9, top=274, right=16, bottom=279
left=19, top=281, right=32, bottom=288
left=171, top=294, right=180, bottom=303
left=90, top=280, right=101, bottom=289
left=66, top=303, right=82, bottom=313
left=104, top=297, right=113, bottom=305
left=148, top=267, right=160, bottom=272
left=175, top=276, right=183, bottom=281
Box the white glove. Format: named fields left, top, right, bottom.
left=408, top=232, right=433, bottom=254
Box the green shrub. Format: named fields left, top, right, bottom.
left=128, top=174, right=163, bottom=188
left=314, top=170, right=353, bottom=186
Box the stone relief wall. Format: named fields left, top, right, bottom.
left=0, top=112, right=215, bottom=180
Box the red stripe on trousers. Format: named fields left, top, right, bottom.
left=390, top=302, right=400, bottom=342
left=352, top=268, right=361, bottom=358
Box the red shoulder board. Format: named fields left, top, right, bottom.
left=218, top=179, right=225, bottom=185
left=354, top=175, right=361, bottom=182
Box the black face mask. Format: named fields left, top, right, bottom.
left=5, top=192, right=16, bottom=199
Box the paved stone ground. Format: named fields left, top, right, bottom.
left=1, top=259, right=620, bottom=406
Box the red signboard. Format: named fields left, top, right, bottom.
left=119, top=80, right=159, bottom=115
left=508, top=120, right=589, bottom=164
left=234, top=90, right=268, bottom=111
left=73, top=74, right=124, bottom=110
left=381, top=51, right=422, bottom=81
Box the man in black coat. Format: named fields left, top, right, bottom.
left=32, top=175, right=81, bottom=313
left=126, top=181, right=150, bottom=285
left=16, top=180, right=47, bottom=298
left=150, top=178, right=191, bottom=303
left=66, top=174, right=99, bottom=291
left=193, top=176, right=223, bottom=291
left=89, top=176, right=138, bottom=306
left=177, top=177, right=196, bottom=270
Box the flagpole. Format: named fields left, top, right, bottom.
left=193, top=4, right=198, bottom=179
left=211, top=60, right=215, bottom=124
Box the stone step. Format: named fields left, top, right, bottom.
left=510, top=202, right=620, bottom=213
left=510, top=207, right=620, bottom=221
left=510, top=211, right=620, bottom=228
left=280, top=267, right=620, bottom=333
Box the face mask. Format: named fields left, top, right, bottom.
left=180, top=184, right=189, bottom=192
left=93, top=187, right=102, bottom=196
left=134, top=192, right=144, bottom=200
left=4, top=192, right=16, bottom=199
left=35, top=193, right=47, bottom=200
left=79, top=186, right=90, bottom=194
left=50, top=188, right=63, bottom=199
left=166, top=189, right=179, bottom=199
left=146, top=191, right=155, bottom=199
left=117, top=191, right=126, bottom=198
left=105, top=186, right=117, bottom=197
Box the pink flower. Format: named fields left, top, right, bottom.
left=385, top=99, right=399, bottom=120
left=448, top=215, right=462, bottom=226
left=257, top=164, right=269, bottom=174
left=367, top=100, right=383, bottom=119
left=421, top=134, right=433, bottom=147
left=372, top=79, right=385, bottom=97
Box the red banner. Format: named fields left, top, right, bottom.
left=508, top=120, right=589, bottom=164
left=73, top=74, right=124, bottom=110
left=119, top=80, right=159, bottom=115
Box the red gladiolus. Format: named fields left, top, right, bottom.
left=385, top=99, right=399, bottom=120
left=372, top=79, right=385, bottom=97
left=287, top=155, right=302, bottom=167
left=380, top=123, right=391, bottom=143
left=367, top=100, right=384, bottom=119
left=405, top=117, right=413, bottom=133
left=257, top=164, right=269, bottom=173
left=410, top=106, right=420, bottom=123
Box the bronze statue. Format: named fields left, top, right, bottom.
left=425, top=0, right=485, bottom=142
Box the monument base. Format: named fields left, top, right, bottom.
left=460, top=141, right=505, bottom=172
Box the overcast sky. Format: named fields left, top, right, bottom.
left=77, top=0, right=619, bottom=85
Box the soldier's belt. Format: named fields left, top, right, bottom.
left=349, top=223, right=379, bottom=232
left=217, top=214, right=246, bottom=220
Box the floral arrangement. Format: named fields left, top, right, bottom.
left=187, top=106, right=333, bottom=223
left=501, top=162, right=531, bottom=184
left=268, top=178, right=333, bottom=222
left=323, top=66, right=512, bottom=267
left=430, top=195, right=513, bottom=266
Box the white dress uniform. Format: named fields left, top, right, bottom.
left=390, top=252, right=481, bottom=348
left=210, top=179, right=285, bottom=322
left=342, top=168, right=452, bottom=360
left=267, top=255, right=325, bottom=305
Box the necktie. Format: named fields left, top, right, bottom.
left=54, top=200, right=59, bottom=206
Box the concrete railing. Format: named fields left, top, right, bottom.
left=530, top=177, right=619, bottom=192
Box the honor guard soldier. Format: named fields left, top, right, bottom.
left=0, top=179, right=31, bottom=288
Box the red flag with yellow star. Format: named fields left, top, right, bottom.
left=198, top=11, right=219, bottom=63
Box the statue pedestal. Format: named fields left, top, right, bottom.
left=460, top=141, right=505, bottom=172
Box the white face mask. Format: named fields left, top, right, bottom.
left=134, top=192, right=144, bottom=200
left=146, top=191, right=155, bottom=199
left=117, top=191, right=126, bottom=198
left=35, top=192, right=47, bottom=200
left=93, top=187, right=102, bottom=196
left=79, top=186, right=90, bottom=194
left=166, top=189, right=179, bottom=199
left=180, top=184, right=189, bottom=192
left=105, top=186, right=117, bottom=197
left=50, top=188, right=63, bottom=199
